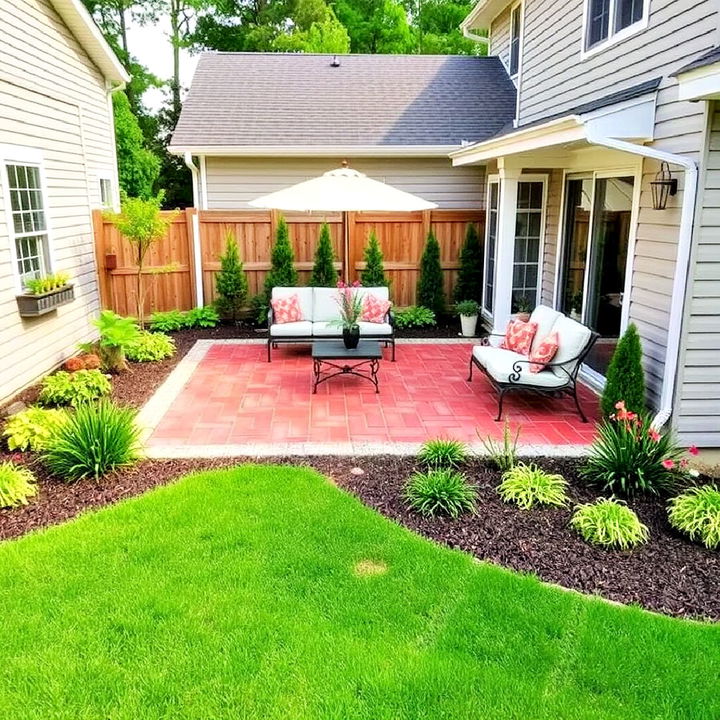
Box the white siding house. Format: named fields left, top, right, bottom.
left=0, top=0, right=127, bottom=404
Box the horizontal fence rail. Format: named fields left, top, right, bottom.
left=92, top=208, right=484, bottom=316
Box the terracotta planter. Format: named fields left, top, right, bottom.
left=342, top=325, right=360, bottom=349
left=515, top=312, right=531, bottom=323
left=16, top=284, right=75, bottom=318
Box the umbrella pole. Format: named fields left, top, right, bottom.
left=343, top=210, right=350, bottom=284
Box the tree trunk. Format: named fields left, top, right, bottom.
left=170, top=0, right=182, bottom=119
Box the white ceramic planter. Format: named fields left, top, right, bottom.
left=460, top=314, right=478, bottom=337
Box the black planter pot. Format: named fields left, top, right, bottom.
left=342, top=325, right=360, bottom=349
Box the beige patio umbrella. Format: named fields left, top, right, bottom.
left=248, top=162, right=438, bottom=280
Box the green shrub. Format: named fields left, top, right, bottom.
left=310, top=222, right=337, bottom=287
left=185, top=306, right=220, bottom=328
left=25, top=271, right=70, bottom=295
left=453, top=223, right=483, bottom=304
left=601, top=324, right=645, bottom=417
left=580, top=407, right=686, bottom=496
left=125, top=330, right=176, bottom=362
left=89, top=310, right=141, bottom=372
left=404, top=468, right=476, bottom=518
left=215, top=232, right=248, bottom=321
left=39, top=370, right=112, bottom=408
left=418, top=438, right=468, bottom=468
left=149, top=309, right=186, bottom=332
left=668, top=485, right=720, bottom=549
left=393, top=305, right=436, bottom=329
left=43, top=400, right=141, bottom=481
left=455, top=299, right=480, bottom=316
left=0, top=462, right=38, bottom=508
left=498, top=463, right=568, bottom=509
left=571, top=497, right=649, bottom=550
left=3, top=406, right=69, bottom=452
left=417, top=231, right=445, bottom=317
left=478, top=417, right=521, bottom=471
left=258, top=215, right=298, bottom=323
left=360, top=230, right=388, bottom=287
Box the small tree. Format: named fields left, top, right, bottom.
left=310, top=222, right=337, bottom=287
left=260, top=216, right=298, bottom=320
left=215, top=232, right=248, bottom=322
left=454, top=223, right=483, bottom=305
left=417, top=230, right=445, bottom=317
left=601, top=323, right=646, bottom=417
left=360, top=230, right=388, bottom=287
left=105, top=193, right=176, bottom=327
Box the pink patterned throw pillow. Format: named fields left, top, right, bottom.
left=500, top=319, right=538, bottom=356
left=361, top=294, right=392, bottom=324
left=528, top=332, right=559, bottom=373
left=271, top=294, right=303, bottom=324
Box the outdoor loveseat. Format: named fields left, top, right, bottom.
left=267, top=286, right=395, bottom=362
left=468, top=305, right=598, bottom=422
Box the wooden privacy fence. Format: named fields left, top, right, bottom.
left=93, top=208, right=484, bottom=316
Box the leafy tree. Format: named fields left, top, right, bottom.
left=601, top=324, right=646, bottom=417
left=263, top=216, right=298, bottom=302
left=417, top=230, right=445, bottom=316
left=406, top=0, right=480, bottom=54
left=113, top=92, right=161, bottom=200
left=215, top=232, right=249, bottom=322
left=454, top=223, right=483, bottom=304
left=360, top=230, right=388, bottom=287
left=310, top=223, right=337, bottom=287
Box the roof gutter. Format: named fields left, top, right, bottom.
left=584, top=128, right=698, bottom=430
left=461, top=25, right=489, bottom=44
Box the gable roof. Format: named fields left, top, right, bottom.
left=169, top=53, right=517, bottom=154
left=50, top=0, right=129, bottom=85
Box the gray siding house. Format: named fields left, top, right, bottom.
left=455, top=0, right=720, bottom=448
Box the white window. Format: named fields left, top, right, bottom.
left=584, top=0, right=647, bottom=53
left=483, top=181, right=500, bottom=316
left=4, top=162, right=51, bottom=287
left=512, top=181, right=545, bottom=311
left=509, top=3, right=522, bottom=77
left=99, top=177, right=113, bottom=209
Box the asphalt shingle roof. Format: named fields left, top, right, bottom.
left=673, top=46, right=720, bottom=76
left=170, top=53, right=517, bottom=149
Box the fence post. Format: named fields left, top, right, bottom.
left=92, top=209, right=111, bottom=310
left=186, top=207, right=204, bottom=308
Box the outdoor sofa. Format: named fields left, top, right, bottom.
left=267, top=286, right=395, bottom=362
left=468, top=305, right=599, bottom=421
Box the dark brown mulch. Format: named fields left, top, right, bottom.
left=1, top=453, right=717, bottom=622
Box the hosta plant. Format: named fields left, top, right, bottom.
left=571, top=497, right=649, bottom=550
left=125, top=330, right=176, bottom=362
left=185, top=305, right=220, bottom=328
left=404, top=469, right=476, bottom=518
left=581, top=402, right=692, bottom=497
left=0, top=462, right=38, bottom=508
left=91, top=310, right=140, bottom=372
left=668, top=485, right=720, bottom=550
left=3, top=406, right=68, bottom=452
left=149, top=309, right=187, bottom=332
left=393, top=305, right=436, bottom=329
left=43, top=399, right=141, bottom=481
left=417, top=438, right=468, bottom=468
left=39, top=370, right=112, bottom=408
left=498, top=463, right=568, bottom=510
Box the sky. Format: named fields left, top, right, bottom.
left=126, top=16, right=200, bottom=111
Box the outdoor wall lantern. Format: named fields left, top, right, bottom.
left=650, top=161, right=678, bottom=210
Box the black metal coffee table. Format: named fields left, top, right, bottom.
left=312, top=341, right=383, bottom=393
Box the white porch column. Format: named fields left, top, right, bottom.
left=492, top=162, right=520, bottom=334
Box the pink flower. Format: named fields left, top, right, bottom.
left=615, top=401, right=625, bottom=410
left=661, top=458, right=675, bottom=470
left=688, top=445, right=699, bottom=456
left=648, top=428, right=661, bottom=443
left=680, top=458, right=689, bottom=469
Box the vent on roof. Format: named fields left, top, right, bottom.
left=330, top=56, right=341, bottom=68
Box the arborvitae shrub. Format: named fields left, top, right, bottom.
left=310, top=223, right=337, bottom=287
left=417, top=231, right=445, bottom=316
left=601, top=323, right=645, bottom=417
left=360, top=230, right=388, bottom=287
left=215, top=232, right=248, bottom=322
left=454, top=223, right=483, bottom=304
left=259, top=216, right=298, bottom=322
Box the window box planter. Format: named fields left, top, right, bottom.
left=16, top=284, right=75, bottom=317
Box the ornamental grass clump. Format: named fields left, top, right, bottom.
left=668, top=485, right=720, bottom=550
left=418, top=438, right=468, bottom=468
left=0, top=462, right=38, bottom=508
left=571, top=497, right=649, bottom=550
left=404, top=469, right=476, bottom=518
left=497, top=463, right=568, bottom=510
left=581, top=401, right=693, bottom=497
left=43, top=400, right=141, bottom=481
left=3, top=406, right=68, bottom=452
left=478, top=417, right=521, bottom=471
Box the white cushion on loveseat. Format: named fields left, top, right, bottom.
left=473, top=346, right=566, bottom=388
left=312, top=321, right=342, bottom=336
left=269, top=321, right=313, bottom=337
left=528, top=305, right=563, bottom=354
left=549, top=315, right=592, bottom=378
left=358, top=321, right=392, bottom=335
left=311, top=287, right=340, bottom=322
left=271, top=287, right=313, bottom=321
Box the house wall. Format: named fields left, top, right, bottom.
left=675, top=101, right=720, bottom=447
left=0, top=0, right=117, bottom=403
left=201, top=157, right=486, bottom=210
left=490, top=6, right=513, bottom=75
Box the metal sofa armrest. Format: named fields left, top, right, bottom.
left=267, top=304, right=274, bottom=329
left=386, top=309, right=395, bottom=328
left=480, top=332, right=506, bottom=347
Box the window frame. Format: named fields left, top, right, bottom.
left=512, top=176, right=547, bottom=312
left=509, top=1, right=523, bottom=80
left=581, top=0, right=648, bottom=58
left=482, top=177, right=500, bottom=319
left=0, top=144, right=55, bottom=293
left=98, top=172, right=114, bottom=210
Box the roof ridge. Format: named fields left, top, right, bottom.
left=198, top=51, right=498, bottom=60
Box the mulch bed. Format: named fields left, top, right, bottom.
left=0, top=452, right=717, bottom=622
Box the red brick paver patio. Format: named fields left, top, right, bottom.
left=145, top=342, right=599, bottom=450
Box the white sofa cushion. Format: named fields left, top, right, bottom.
left=311, top=287, right=341, bottom=322
left=528, top=305, right=563, bottom=354
left=271, top=287, right=313, bottom=321
left=269, top=321, right=313, bottom=337
left=312, top=321, right=342, bottom=337
left=549, top=315, right=592, bottom=378
left=357, top=286, right=390, bottom=303
left=358, top=321, right=393, bottom=336
left=473, top=345, right=566, bottom=388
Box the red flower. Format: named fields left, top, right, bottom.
left=661, top=458, right=675, bottom=470
left=648, top=428, right=661, bottom=443
left=615, top=401, right=625, bottom=410
left=680, top=458, right=689, bottom=469
left=688, top=445, right=699, bottom=456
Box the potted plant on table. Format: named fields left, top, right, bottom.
left=332, top=281, right=364, bottom=349
left=455, top=300, right=480, bottom=337
left=16, top=271, right=74, bottom=317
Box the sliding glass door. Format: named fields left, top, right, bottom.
left=559, top=174, right=635, bottom=377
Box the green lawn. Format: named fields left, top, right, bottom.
left=0, top=466, right=718, bottom=719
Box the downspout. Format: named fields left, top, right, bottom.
left=183, top=152, right=204, bottom=308
left=584, top=129, right=698, bottom=430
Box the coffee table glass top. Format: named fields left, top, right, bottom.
left=311, top=341, right=383, bottom=359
